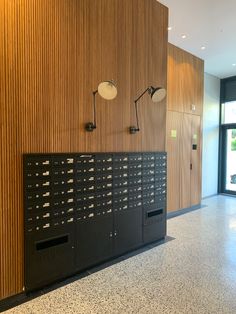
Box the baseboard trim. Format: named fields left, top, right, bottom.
left=0, top=293, right=26, bottom=313
left=220, top=193, right=236, bottom=198
left=202, top=193, right=218, bottom=200
left=167, top=203, right=207, bottom=219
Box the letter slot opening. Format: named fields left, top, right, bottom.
left=147, top=209, right=163, bottom=218
left=36, top=235, right=69, bottom=251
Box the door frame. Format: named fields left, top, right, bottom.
left=219, top=123, right=236, bottom=195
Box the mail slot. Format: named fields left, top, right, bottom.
left=147, top=208, right=163, bottom=218
left=36, top=234, right=69, bottom=251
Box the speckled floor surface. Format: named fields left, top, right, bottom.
left=4, top=195, right=236, bottom=314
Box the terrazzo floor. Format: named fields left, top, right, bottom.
left=4, top=195, right=236, bottom=314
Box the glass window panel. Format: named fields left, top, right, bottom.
left=222, top=101, right=236, bottom=124
left=225, top=129, right=236, bottom=192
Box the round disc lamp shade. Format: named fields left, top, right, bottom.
left=150, top=87, right=166, bottom=103
left=98, top=81, right=117, bottom=100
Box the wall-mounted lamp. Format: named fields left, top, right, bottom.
left=85, top=81, right=117, bottom=132
left=129, top=86, right=166, bottom=134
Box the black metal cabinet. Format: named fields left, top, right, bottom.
left=75, top=207, right=143, bottom=269
left=24, top=152, right=167, bottom=292
left=75, top=212, right=113, bottom=270
left=25, top=224, right=76, bottom=291
left=113, top=207, right=142, bottom=255
left=143, top=204, right=166, bottom=244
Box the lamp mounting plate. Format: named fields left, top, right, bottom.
left=129, top=126, right=140, bottom=134
left=85, top=122, right=96, bottom=132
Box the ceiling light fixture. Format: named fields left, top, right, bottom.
left=201, top=46, right=206, bottom=50
left=232, top=64, right=236, bottom=67
left=168, top=27, right=172, bottom=31
left=181, top=34, right=187, bottom=39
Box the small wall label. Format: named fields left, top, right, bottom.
left=171, top=130, right=177, bottom=138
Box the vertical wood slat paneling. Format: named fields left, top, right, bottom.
left=190, top=115, right=202, bottom=206
left=166, top=112, right=202, bottom=212
left=166, top=43, right=203, bottom=213
left=166, top=111, right=182, bottom=212
left=180, top=113, right=192, bottom=209
left=167, top=45, right=184, bottom=113
left=2, top=0, right=23, bottom=297
left=0, top=0, right=5, bottom=299
left=167, top=43, right=204, bottom=116
left=0, top=0, right=168, bottom=299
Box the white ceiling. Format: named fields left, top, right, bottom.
left=158, top=0, right=236, bottom=79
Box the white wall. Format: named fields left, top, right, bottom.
left=202, top=73, right=220, bottom=198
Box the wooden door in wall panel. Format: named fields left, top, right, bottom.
left=192, top=58, right=204, bottom=116
left=167, top=45, right=184, bottom=113
left=191, top=115, right=202, bottom=206
left=182, top=54, right=195, bottom=115
left=167, top=44, right=204, bottom=116
left=166, top=111, right=182, bottom=211
left=183, top=53, right=204, bottom=116
left=180, top=113, right=192, bottom=209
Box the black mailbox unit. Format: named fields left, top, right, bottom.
left=24, top=152, right=167, bottom=291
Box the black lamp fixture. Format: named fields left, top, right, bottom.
left=85, top=80, right=117, bottom=132
left=129, top=86, right=166, bottom=134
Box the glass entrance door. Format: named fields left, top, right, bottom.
left=222, top=126, right=236, bottom=194
left=225, top=128, right=236, bottom=192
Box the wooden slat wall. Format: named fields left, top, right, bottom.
left=190, top=115, right=202, bottom=206
left=166, top=111, right=182, bottom=212
left=166, top=112, right=202, bottom=212
left=0, top=0, right=5, bottom=299
left=166, top=43, right=204, bottom=213
left=167, top=45, right=184, bottom=112
left=180, top=113, right=192, bottom=209
left=0, top=0, right=168, bottom=299
left=167, top=43, right=204, bottom=115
